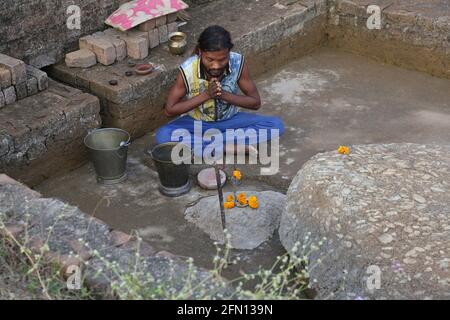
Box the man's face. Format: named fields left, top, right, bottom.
left=200, top=49, right=230, bottom=78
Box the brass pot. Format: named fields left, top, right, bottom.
left=168, top=32, right=187, bottom=55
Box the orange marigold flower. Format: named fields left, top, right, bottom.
left=224, top=201, right=235, bottom=209
left=237, top=192, right=246, bottom=199
left=237, top=192, right=247, bottom=205
left=226, top=194, right=234, bottom=202
left=248, top=195, right=259, bottom=209
left=233, top=170, right=242, bottom=181
left=338, top=145, right=350, bottom=155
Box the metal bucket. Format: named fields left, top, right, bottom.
left=147, top=142, right=192, bottom=197
left=84, top=128, right=130, bottom=184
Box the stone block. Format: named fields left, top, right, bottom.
left=81, top=37, right=116, bottom=65
left=0, top=90, right=4, bottom=108
left=155, top=15, right=167, bottom=27
left=106, top=29, right=148, bottom=59
left=80, top=35, right=115, bottom=65
left=0, top=67, right=12, bottom=89
left=138, top=19, right=156, bottom=31
left=123, top=36, right=148, bottom=59
left=167, top=12, right=178, bottom=23
left=14, top=81, right=28, bottom=100
left=79, top=35, right=94, bottom=50
left=103, top=35, right=127, bottom=62
left=112, top=38, right=128, bottom=62
left=148, top=28, right=160, bottom=48
left=26, top=75, right=39, bottom=96
left=2, top=86, right=16, bottom=105
left=0, top=53, right=27, bottom=85
left=103, top=28, right=123, bottom=38
left=92, top=32, right=127, bottom=62
left=158, top=24, right=169, bottom=43
left=65, top=49, right=97, bottom=68
left=167, top=22, right=178, bottom=35
left=26, top=65, right=49, bottom=91
left=126, top=29, right=149, bottom=42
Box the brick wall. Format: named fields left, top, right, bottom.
left=0, top=0, right=220, bottom=68
left=0, top=0, right=122, bottom=68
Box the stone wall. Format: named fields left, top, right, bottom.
left=0, top=0, right=217, bottom=68
left=0, top=0, right=122, bottom=68
left=326, top=0, right=450, bottom=79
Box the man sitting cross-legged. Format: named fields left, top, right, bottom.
left=156, top=25, right=285, bottom=162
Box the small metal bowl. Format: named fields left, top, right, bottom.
left=135, top=63, right=154, bottom=75
left=168, top=32, right=187, bottom=55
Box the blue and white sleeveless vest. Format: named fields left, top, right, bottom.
left=178, top=51, right=245, bottom=122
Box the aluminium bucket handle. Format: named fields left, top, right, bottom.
left=115, top=141, right=131, bottom=159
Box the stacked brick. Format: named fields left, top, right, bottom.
left=65, top=13, right=179, bottom=68
left=0, top=53, right=49, bottom=108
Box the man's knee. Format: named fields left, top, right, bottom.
left=259, top=116, right=284, bottom=138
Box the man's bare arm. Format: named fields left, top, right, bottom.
left=218, top=61, right=261, bottom=110
left=165, top=72, right=212, bottom=117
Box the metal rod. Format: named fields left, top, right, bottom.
left=214, top=163, right=226, bottom=230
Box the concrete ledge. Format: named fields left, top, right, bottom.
left=0, top=79, right=101, bottom=187
left=327, top=0, right=450, bottom=79
left=47, top=0, right=328, bottom=139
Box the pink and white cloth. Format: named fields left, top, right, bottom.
left=105, top=0, right=189, bottom=31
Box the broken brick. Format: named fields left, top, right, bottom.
left=0, top=53, right=27, bottom=85
left=0, top=67, right=12, bottom=89
left=65, top=49, right=97, bottom=68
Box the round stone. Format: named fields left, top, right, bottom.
left=197, top=167, right=226, bottom=190
left=279, top=143, right=450, bottom=300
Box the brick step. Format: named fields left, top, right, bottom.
left=0, top=78, right=101, bottom=187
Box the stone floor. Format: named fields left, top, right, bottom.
left=35, top=47, right=450, bottom=277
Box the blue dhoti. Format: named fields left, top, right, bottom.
left=155, top=112, right=285, bottom=155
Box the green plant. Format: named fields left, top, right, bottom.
left=1, top=209, right=328, bottom=300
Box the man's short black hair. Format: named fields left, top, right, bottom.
left=195, top=25, right=234, bottom=53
